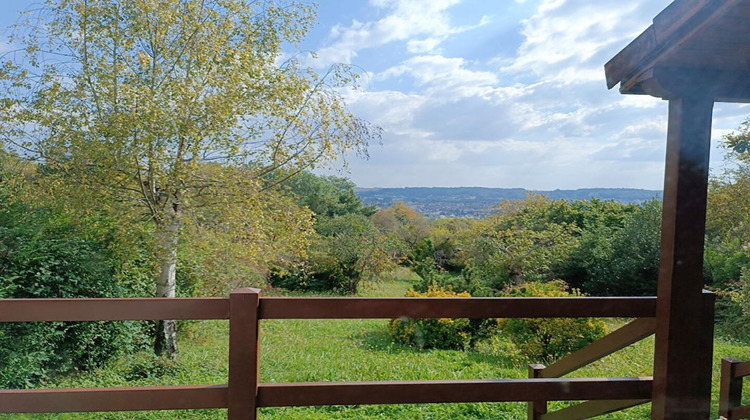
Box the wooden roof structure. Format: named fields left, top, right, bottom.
left=605, top=0, right=750, bottom=102
left=605, top=1, right=750, bottom=419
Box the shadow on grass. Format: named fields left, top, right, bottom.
left=353, top=328, right=523, bottom=370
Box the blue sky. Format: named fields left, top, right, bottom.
left=2, top=0, right=749, bottom=189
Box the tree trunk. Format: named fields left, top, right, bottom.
left=154, top=220, right=179, bottom=357
left=509, top=266, right=524, bottom=286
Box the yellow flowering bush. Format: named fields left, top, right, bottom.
left=499, top=280, right=608, bottom=363
left=388, top=285, right=497, bottom=350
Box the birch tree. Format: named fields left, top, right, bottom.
left=0, top=0, right=379, bottom=355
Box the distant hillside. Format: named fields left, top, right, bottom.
left=355, top=187, right=663, bottom=218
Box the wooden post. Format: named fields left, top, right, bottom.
left=719, top=359, right=743, bottom=419
left=699, top=290, right=716, bottom=411
left=527, top=364, right=547, bottom=420
left=228, top=288, right=261, bottom=420
left=651, top=94, right=715, bottom=420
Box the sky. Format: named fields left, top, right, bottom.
left=2, top=0, right=749, bottom=190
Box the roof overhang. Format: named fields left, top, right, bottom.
left=604, top=0, right=750, bottom=103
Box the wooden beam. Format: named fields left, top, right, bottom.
left=528, top=364, right=547, bottom=420
left=735, top=361, right=750, bottom=379
left=542, top=317, right=656, bottom=379
left=0, top=385, right=228, bottom=413
left=731, top=406, right=750, bottom=420
left=604, top=0, right=740, bottom=92
left=0, top=298, right=230, bottom=322
left=256, top=378, right=653, bottom=407
left=620, top=67, right=750, bottom=103
left=651, top=94, right=715, bottom=420
left=228, top=288, right=261, bottom=420
left=540, top=399, right=649, bottom=420
left=720, top=359, right=744, bottom=419
left=259, top=297, right=656, bottom=320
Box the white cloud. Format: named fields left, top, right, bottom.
left=502, top=0, right=672, bottom=85
left=339, top=88, right=428, bottom=134
left=314, top=0, right=491, bottom=67
left=377, top=55, right=533, bottom=103
left=322, top=1, right=749, bottom=189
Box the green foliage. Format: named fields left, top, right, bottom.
left=283, top=172, right=375, bottom=219
left=724, top=119, right=750, bottom=162
left=0, top=199, right=147, bottom=388
left=467, top=195, right=580, bottom=287
left=705, top=242, right=749, bottom=289
left=576, top=200, right=662, bottom=296
left=122, top=355, right=184, bottom=382
left=270, top=213, right=395, bottom=294
left=371, top=201, right=433, bottom=264
left=499, top=281, right=607, bottom=363
left=705, top=165, right=750, bottom=290
left=388, top=286, right=497, bottom=350
left=1, top=0, right=378, bottom=354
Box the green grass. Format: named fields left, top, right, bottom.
left=5, top=272, right=750, bottom=419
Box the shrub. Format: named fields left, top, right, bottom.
left=0, top=200, right=147, bottom=388
left=717, top=268, right=750, bottom=340
left=388, top=286, right=497, bottom=350
left=499, top=281, right=607, bottom=363
left=579, top=200, right=661, bottom=296
left=269, top=214, right=395, bottom=295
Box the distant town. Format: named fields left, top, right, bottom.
left=356, top=187, right=663, bottom=218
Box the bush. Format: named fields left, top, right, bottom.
left=499, top=281, right=607, bottom=363
left=579, top=200, right=661, bottom=296
left=269, top=214, right=395, bottom=295
left=388, top=286, right=497, bottom=350
left=0, top=200, right=147, bottom=388
left=717, top=268, right=750, bottom=340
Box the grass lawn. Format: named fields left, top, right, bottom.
left=6, top=269, right=750, bottom=419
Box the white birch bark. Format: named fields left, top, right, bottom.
left=154, top=218, right=179, bottom=356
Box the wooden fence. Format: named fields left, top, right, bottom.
left=0, top=288, right=663, bottom=419
left=720, top=358, right=750, bottom=420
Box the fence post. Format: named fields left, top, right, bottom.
left=228, top=288, right=261, bottom=420
left=719, top=358, right=743, bottom=419
left=528, top=364, right=547, bottom=420
left=696, top=290, right=716, bottom=414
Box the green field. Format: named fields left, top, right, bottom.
left=6, top=271, right=750, bottom=419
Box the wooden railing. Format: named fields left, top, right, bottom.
left=720, top=358, right=750, bottom=420
left=0, top=289, right=660, bottom=419
left=527, top=317, right=656, bottom=419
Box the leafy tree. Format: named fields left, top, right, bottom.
left=371, top=201, right=432, bottom=263
left=430, top=218, right=474, bottom=271
left=468, top=195, right=580, bottom=288
left=0, top=0, right=379, bottom=355
left=703, top=125, right=750, bottom=333
left=705, top=169, right=750, bottom=289
left=270, top=213, right=395, bottom=294
left=557, top=199, right=640, bottom=290
left=283, top=172, right=375, bottom=219
left=580, top=200, right=662, bottom=296
left=723, top=119, right=750, bottom=162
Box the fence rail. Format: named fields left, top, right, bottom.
left=720, top=358, right=750, bottom=420
left=528, top=317, right=659, bottom=419
left=0, top=289, right=659, bottom=419
left=0, top=296, right=658, bottom=322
